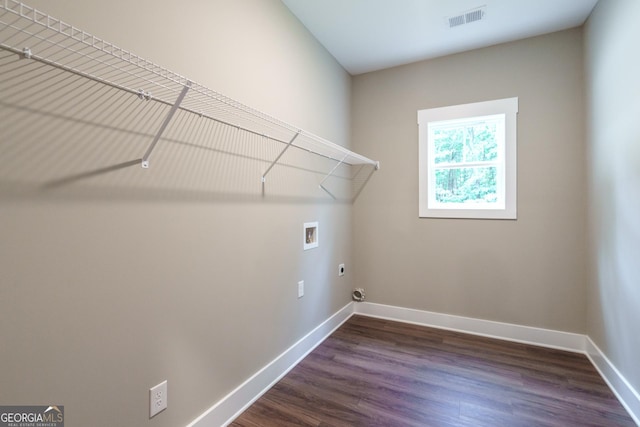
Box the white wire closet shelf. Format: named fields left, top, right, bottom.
left=0, top=0, right=379, bottom=187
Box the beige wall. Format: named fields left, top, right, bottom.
left=352, top=29, right=587, bottom=333
left=5, top=1, right=638, bottom=424
left=584, top=0, right=640, bottom=397
left=0, top=1, right=353, bottom=426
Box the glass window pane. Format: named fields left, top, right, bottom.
left=434, top=167, right=497, bottom=204
left=463, top=122, right=498, bottom=162
left=433, top=127, right=463, bottom=164
left=431, top=115, right=502, bottom=165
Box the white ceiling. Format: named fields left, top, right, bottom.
left=281, top=0, right=599, bottom=75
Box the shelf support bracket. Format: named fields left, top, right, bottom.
left=261, top=130, right=301, bottom=183
left=141, top=81, right=192, bottom=168
left=319, top=153, right=349, bottom=197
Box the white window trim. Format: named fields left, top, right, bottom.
left=418, top=97, right=518, bottom=219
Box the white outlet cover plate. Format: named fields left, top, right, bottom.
left=150, top=380, right=168, bottom=418
left=298, top=280, right=304, bottom=298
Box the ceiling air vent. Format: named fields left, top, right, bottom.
left=448, top=15, right=465, bottom=27
left=447, top=5, right=486, bottom=28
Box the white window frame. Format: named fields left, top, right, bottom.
left=418, top=97, right=518, bottom=219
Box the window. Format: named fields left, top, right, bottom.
left=418, top=97, right=518, bottom=219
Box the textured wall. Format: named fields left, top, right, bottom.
left=0, top=1, right=355, bottom=426
left=352, top=29, right=587, bottom=333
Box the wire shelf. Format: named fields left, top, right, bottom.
left=0, top=0, right=379, bottom=181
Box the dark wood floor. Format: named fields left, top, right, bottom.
left=231, top=315, right=635, bottom=427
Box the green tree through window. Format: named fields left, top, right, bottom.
left=432, top=118, right=500, bottom=204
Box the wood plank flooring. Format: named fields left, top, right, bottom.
left=231, top=315, right=635, bottom=426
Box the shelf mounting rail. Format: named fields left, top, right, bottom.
left=0, top=0, right=379, bottom=185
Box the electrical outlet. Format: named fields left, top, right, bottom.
left=149, top=380, right=167, bottom=418
left=338, top=263, right=345, bottom=277
left=298, top=280, right=304, bottom=298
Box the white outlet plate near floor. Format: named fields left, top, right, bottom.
left=150, top=380, right=168, bottom=418
left=298, top=281, right=304, bottom=298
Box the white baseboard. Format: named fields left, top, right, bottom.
left=186, top=302, right=354, bottom=427
left=354, top=302, right=586, bottom=352
left=354, top=302, right=640, bottom=426
left=586, top=337, right=640, bottom=426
